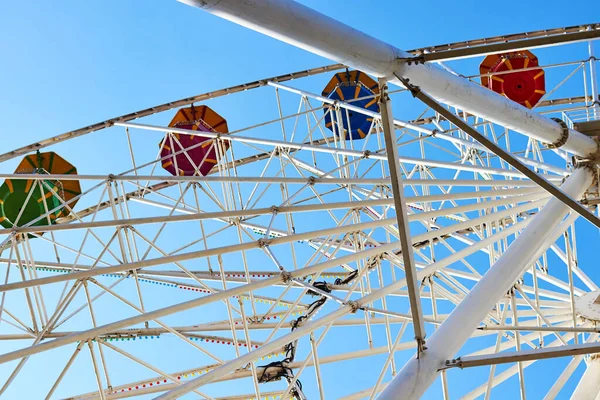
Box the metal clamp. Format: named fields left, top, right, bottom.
left=280, top=271, right=293, bottom=283
left=545, top=118, right=570, bottom=149
left=347, top=300, right=361, bottom=313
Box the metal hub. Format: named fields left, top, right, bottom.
left=576, top=290, right=600, bottom=322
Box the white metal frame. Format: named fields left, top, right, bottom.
left=0, top=4, right=599, bottom=399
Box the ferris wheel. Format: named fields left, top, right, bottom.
left=1, top=1, right=600, bottom=399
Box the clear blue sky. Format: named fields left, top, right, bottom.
left=1, top=1, right=600, bottom=399
left=2, top=0, right=599, bottom=149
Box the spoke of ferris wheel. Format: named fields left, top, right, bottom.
left=0, top=173, right=414, bottom=185
left=0, top=192, right=547, bottom=295
left=573, top=357, right=600, bottom=399
left=484, top=297, right=511, bottom=399
left=0, top=191, right=548, bottom=278
left=118, top=120, right=543, bottom=180
left=269, top=80, right=569, bottom=177
left=0, top=200, right=552, bottom=312
left=550, top=243, right=598, bottom=291
left=453, top=334, right=600, bottom=370
left=0, top=216, right=548, bottom=372
left=55, top=169, right=565, bottom=229
left=0, top=184, right=544, bottom=237
left=74, top=339, right=425, bottom=400
left=5, top=256, right=573, bottom=313
left=73, top=318, right=585, bottom=400
left=0, top=248, right=528, bottom=332
left=440, top=232, right=589, bottom=299
left=0, top=310, right=579, bottom=344
left=446, top=331, right=582, bottom=400
left=388, top=201, right=586, bottom=398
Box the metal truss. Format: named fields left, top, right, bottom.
left=1, top=3, right=600, bottom=399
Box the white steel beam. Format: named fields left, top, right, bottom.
left=572, top=357, right=600, bottom=400
left=181, top=0, right=598, bottom=157
left=379, top=167, right=593, bottom=399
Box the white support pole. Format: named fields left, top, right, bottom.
left=180, top=0, right=598, bottom=157
left=378, top=167, right=593, bottom=400
left=571, top=356, right=600, bottom=400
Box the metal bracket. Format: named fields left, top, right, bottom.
left=280, top=271, right=293, bottom=283
left=443, top=358, right=462, bottom=369
left=398, top=55, right=426, bottom=65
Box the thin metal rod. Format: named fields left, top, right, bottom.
left=445, top=341, right=600, bottom=369
left=1, top=186, right=537, bottom=235
left=378, top=82, right=425, bottom=350
left=0, top=191, right=546, bottom=295
left=44, top=342, right=85, bottom=400
left=411, top=23, right=600, bottom=58
left=117, top=121, right=527, bottom=178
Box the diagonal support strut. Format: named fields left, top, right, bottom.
left=395, top=73, right=600, bottom=230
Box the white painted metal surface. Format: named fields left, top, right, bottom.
left=576, top=290, right=600, bottom=322
left=379, top=167, right=594, bottom=399
left=2, top=5, right=600, bottom=399
left=571, top=357, right=600, bottom=400
left=180, top=0, right=598, bottom=156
